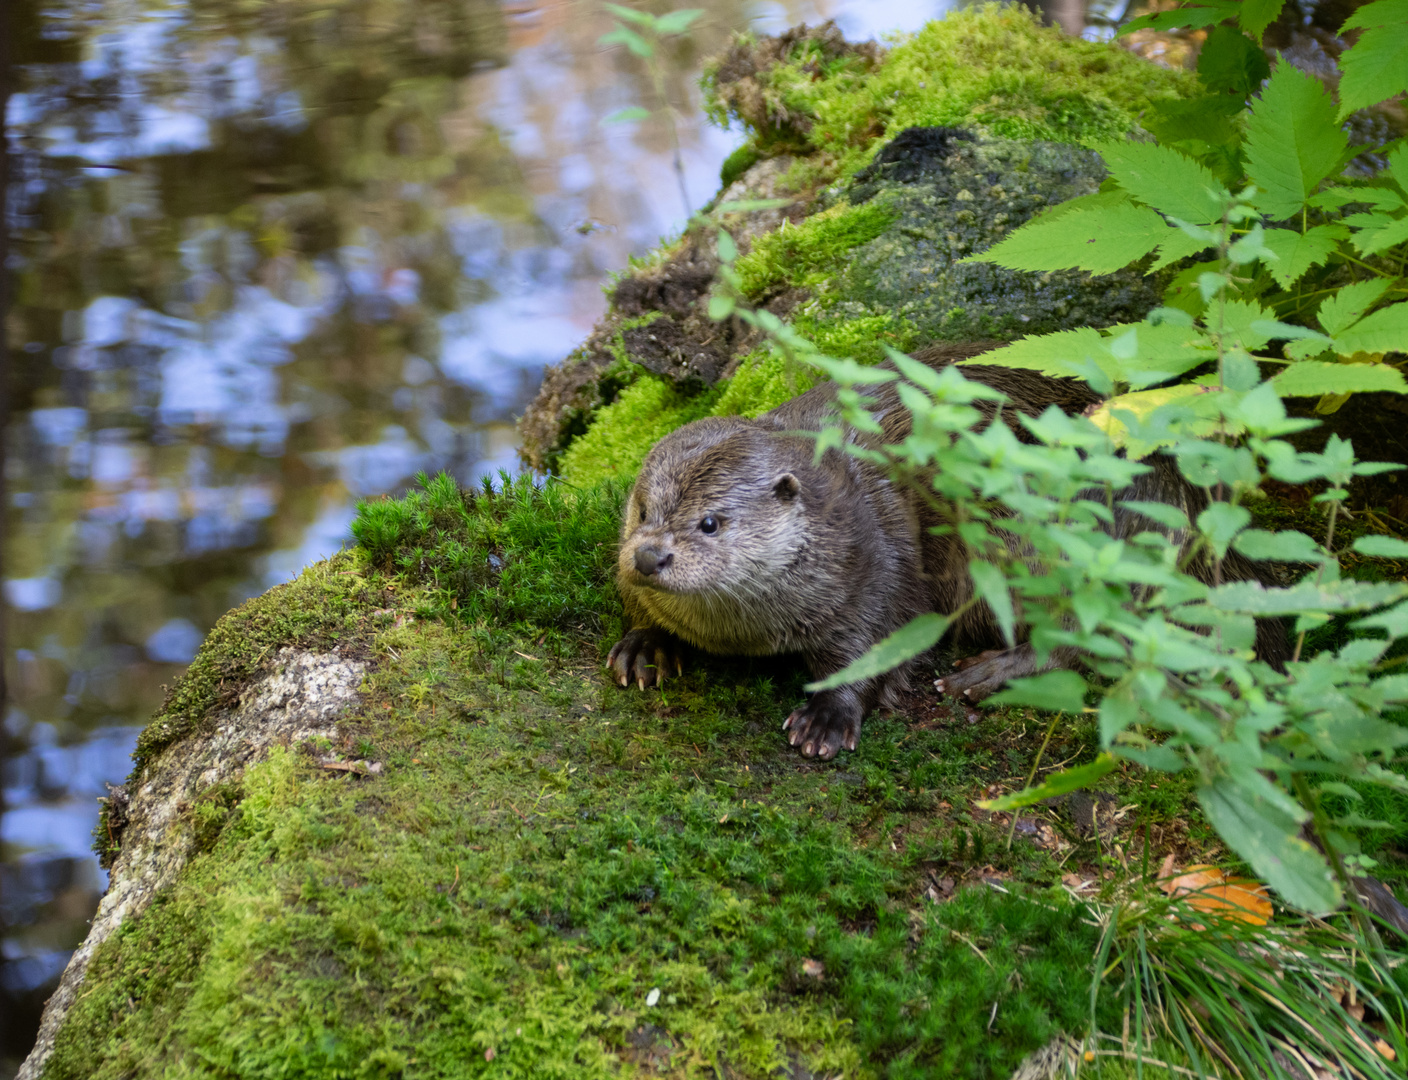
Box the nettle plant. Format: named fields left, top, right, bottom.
left=700, top=1, right=1408, bottom=917
left=966, top=0, right=1408, bottom=420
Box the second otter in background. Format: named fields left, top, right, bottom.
left=608, top=343, right=1284, bottom=760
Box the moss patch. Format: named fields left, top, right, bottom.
left=53, top=578, right=1127, bottom=1080
left=706, top=4, right=1194, bottom=180
left=63, top=474, right=1264, bottom=1077
left=735, top=200, right=898, bottom=298
left=556, top=378, right=725, bottom=486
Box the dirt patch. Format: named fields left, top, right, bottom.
left=621, top=317, right=729, bottom=388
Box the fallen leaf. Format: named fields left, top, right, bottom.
left=1160, top=862, right=1272, bottom=925
left=802, top=958, right=825, bottom=979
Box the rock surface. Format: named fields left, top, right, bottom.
left=19, top=650, right=366, bottom=1080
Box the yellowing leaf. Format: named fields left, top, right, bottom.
left=1158, top=859, right=1274, bottom=926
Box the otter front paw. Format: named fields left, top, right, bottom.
left=607, top=628, right=685, bottom=690
left=783, top=694, right=861, bottom=760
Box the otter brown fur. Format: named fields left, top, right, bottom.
left=609, top=343, right=1284, bottom=759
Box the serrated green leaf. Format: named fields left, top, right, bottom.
left=1307, top=187, right=1370, bottom=210
left=1119, top=499, right=1190, bottom=530
left=1332, top=301, right=1408, bottom=357
left=1209, top=578, right=1408, bottom=614
left=1338, top=20, right=1408, bottom=118
left=1150, top=225, right=1215, bottom=271
left=1120, top=2, right=1239, bottom=34
left=1352, top=214, right=1408, bottom=256
left=1239, top=0, right=1288, bottom=41
left=1197, top=502, right=1251, bottom=558
left=1092, top=141, right=1230, bottom=224
left=1390, top=143, right=1408, bottom=196
left=1218, top=299, right=1274, bottom=350
left=1197, top=25, right=1271, bottom=96
left=604, top=2, right=654, bottom=24
left=654, top=8, right=704, bottom=35
left=964, top=203, right=1170, bottom=275
left=599, top=24, right=652, bottom=56
left=1353, top=535, right=1408, bottom=557
left=1245, top=62, right=1349, bottom=220
left=1257, top=225, right=1346, bottom=288
left=1318, top=278, right=1392, bottom=336
left=969, top=560, right=1016, bottom=647
left=1341, top=0, right=1408, bottom=30
left=707, top=294, right=734, bottom=320
left=962, top=328, right=1106, bottom=379
left=979, top=752, right=1115, bottom=812
left=805, top=613, right=949, bottom=691
left=1273, top=360, right=1407, bottom=396
left=1199, top=777, right=1338, bottom=913
left=1351, top=599, right=1408, bottom=636
left=1234, top=528, right=1328, bottom=562
left=984, top=670, right=1090, bottom=714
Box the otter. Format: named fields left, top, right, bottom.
left=608, top=344, right=1284, bottom=759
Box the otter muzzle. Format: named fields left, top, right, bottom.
left=634, top=546, right=673, bottom=576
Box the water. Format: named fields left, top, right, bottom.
left=0, top=0, right=946, bottom=1067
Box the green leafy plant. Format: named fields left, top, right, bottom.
left=598, top=3, right=705, bottom=215
left=697, top=102, right=1408, bottom=1068
left=967, top=0, right=1408, bottom=418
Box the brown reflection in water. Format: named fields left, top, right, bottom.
left=1, top=0, right=930, bottom=1067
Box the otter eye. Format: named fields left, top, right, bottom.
left=699, top=515, right=718, bottom=534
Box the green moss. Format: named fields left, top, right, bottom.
left=353, top=471, right=625, bottom=635
left=720, top=142, right=762, bottom=188
left=735, top=200, right=898, bottom=298
left=711, top=5, right=1193, bottom=180
left=49, top=599, right=1119, bottom=1079
left=711, top=350, right=817, bottom=418
left=557, top=377, right=725, bottom=485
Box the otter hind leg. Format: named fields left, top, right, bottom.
left=607, top=627, right=686, bottom=690
left=936, top=642, right=1055, bottom=702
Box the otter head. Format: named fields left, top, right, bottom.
left=618, top=417, right=809, bottom=601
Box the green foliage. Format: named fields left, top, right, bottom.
left=703, top=147, right=1408, bottom=929
left=973, top=6, right=1408, bottom=415
left=1095, top=892, right=1407, bottom=1079
left=1337, top=0, right=1408, bottom=118
left=352, top=471, right=625, bottom=632
left=719, top=142, right=761, bottom=187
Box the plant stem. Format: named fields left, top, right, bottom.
left=1006, top=713, right=1059, bottom=851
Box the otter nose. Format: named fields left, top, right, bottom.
left=634, top=546, right=673, bottom=576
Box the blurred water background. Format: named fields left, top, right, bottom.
left=0, top=0, right=950, bottom=1068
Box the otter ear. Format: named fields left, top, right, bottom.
left=772, top=472, right=800, bottom=501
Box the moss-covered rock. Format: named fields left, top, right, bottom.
left=516, top=5, right=1193, bottom=483
left=24, top=476, right=1150, bottom=1080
